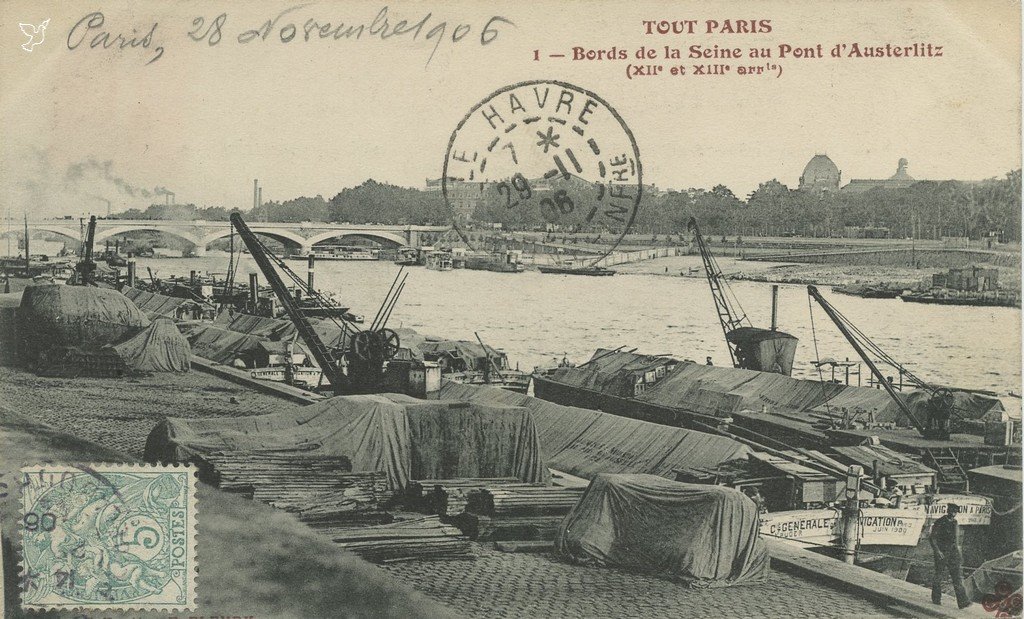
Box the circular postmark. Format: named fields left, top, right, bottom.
left=443, top=80, right=642, bottom=264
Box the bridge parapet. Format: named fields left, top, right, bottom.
left=23, top=219, right=450, bottom=252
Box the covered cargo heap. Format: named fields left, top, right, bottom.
left=437, top=382, right=751, bottom=479
left=555, top=473, right=770, bottom=587
left=14, top=284, right=190, bottom=375
left=536, top=349, right=1008, bottom=440
left=145, top=393, right=550, bottom=490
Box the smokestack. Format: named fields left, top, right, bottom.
left=24, top=214, right=29, bottom=273
left=258, top=187, right=263, bottom=222
left=770, top=285, right=779, bottom=331
left=253, top=179, right=259, bottom=211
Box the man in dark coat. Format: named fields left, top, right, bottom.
left=930, top=503, right=971, bottom=608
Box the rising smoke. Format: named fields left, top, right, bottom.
left=11, top=148, right=175, bottom=217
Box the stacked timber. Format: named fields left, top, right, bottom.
left=455, top=485, right=585, bottom=541
left=406, top=478, right=524, bottom=516
left=327, top=516, right=473, bottom=563
left=199, top=452, right=391, bottom=525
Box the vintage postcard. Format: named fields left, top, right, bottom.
left=0, top=1, right=1020, bottom=618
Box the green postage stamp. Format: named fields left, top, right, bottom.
left=18, top=464, right=197, bottom=611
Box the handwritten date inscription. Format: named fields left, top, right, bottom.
left=67, top=6, right=514, bottom=66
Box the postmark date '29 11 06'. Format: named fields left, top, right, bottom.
left=443, top=80, right=643, bottom=255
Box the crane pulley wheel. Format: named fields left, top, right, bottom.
left=930, top=387, right=955, bottom=412
left=380, top=328, right=401, bottom=359
left=351, top=329, right=401, bottom=361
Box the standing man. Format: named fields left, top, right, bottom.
left=930, top=503, right=971, bottom=608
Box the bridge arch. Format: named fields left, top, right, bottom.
left=305, top=229, right=408, bottom=249
left=95, top=225, right=204, bottom=250
left=4, top=225, right=84, bottom=243
left=200, top=227, right=308, bottom=252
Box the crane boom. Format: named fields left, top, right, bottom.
left=688, top=218, right=749, bottom=366
left=806, top=285, right=940, bottom=437
left=74, top=216, right=98, bottom=286
left=230, top=213, right=348, bottom=390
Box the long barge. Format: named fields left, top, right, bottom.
left=532, top=350, right=1017, bottom=483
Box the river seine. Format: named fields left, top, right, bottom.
left=135, top=255, right=1021, bottom=398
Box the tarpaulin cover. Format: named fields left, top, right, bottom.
left=546, top=350, right=680, bottom=398
left=964, top=550, right=1023, bottom=603
left=145, top=394, right=549, bottom=489
left=571, top=349, right=1007, bottom=431
left=386, top=393, right=549, bottom=483
left=214, top=312, right=298, bottom=340
left=640, top=358, right=905, bottom=424
left=437, top=382, right=749, bottom=479
left=0, top=292, right=21, bottom=365
left=109, top=318, right=191, bottom=372
left=185, top=324, right=266, bottom=364
left=146, top=394, right=411, bottom=486
left=18, top=284, right=149, bottom=363
left=555, top=474, right=770, bottom=587
left=121, top=286, right=193, bottom=320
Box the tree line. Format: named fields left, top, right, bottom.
left=108, top=171, right=1021, bottom=241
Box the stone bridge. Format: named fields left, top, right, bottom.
left=13, top=219, right=451, bottom=256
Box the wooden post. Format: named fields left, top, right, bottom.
left=307, top=254, right=315, bottom=291
left=842, top=465, right=863, bottom=564
left=127, top=259, right=136, bottom=288
left=770, top=285, right=779, bottom=330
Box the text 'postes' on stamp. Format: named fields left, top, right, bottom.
left=18, top=463, right=197, bottom=612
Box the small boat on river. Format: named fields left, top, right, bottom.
left=832, top=284, right=902, bottom=299
left=537, top=265, right=616, bottom=276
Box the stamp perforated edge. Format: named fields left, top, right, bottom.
left=15, top=462, right=198, bottom=613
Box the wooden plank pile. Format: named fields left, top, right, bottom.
left=454, top=485, right=586, bottom=541
left=326, top=516, right=473, bottom=563
left=199, top=452, right=392, bottom=525
left=406, top=478, right=524, bottom=516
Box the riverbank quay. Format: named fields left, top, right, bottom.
left=617, top=255, right=1023, bottom=293
left=0, top=364, right=982, bottom=618
left=0, top=403, right=452, bottom=619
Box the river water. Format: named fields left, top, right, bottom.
left=135, top=255, right=1022, bottom=397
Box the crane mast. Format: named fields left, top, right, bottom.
left=74, top=215, right=98, bottom=286
left=230, top=213, right=350, bottom=390
left=688, top=217, right=749, bottom=366
left=806, top=285, right=952, bottom=439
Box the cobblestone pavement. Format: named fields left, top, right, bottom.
left=382, top=544, right=913, bottom=619
left=0, top=366, right=288, bottom=457
left=0, top=366, right=918, bottom=618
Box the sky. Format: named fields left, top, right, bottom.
left=1, top=0, right=1020, bottom=219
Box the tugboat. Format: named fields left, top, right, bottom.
left=465, top=250, right=524, bottom=273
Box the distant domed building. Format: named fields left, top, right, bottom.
left=798, top=154, right=842, bottom=192
left=842, top=158, right=917, bottom=193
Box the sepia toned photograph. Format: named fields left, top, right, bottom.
left=0, top=1, right=1021, bottom=617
